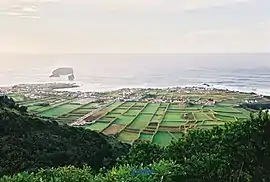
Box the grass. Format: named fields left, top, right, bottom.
left=97, top=116, right=113, bottom=122
left=186, top=105, right=203, bottom=109
left=106, top=113, right=122, bottom=118
left=140, top=133, right=153, bottom=141
left=218, top=111, right=248, bottom=119
left=151, top=114, right=163, bottom=122
left=204, top=120, right=225, bottom=125
left=40, top=104, right=81, bottom=118
left=117, top=131, right=139, bottom=143
left=170, top=132, right=183, bottom=140
left=152, top=132, right=173, bottom=147
left=193, top=112, right=211, bottom=121
left=111, top=108, right=128, bottom=114
left=163, top=113, right=182, bottom=121
left=160, top=121, right=184, bottom=127
left=73, top=108, right=94, bottom=112
left=28, top=105, right=43, bottom=111
left=169, top=104, right=180, bottom=110
left=114, top=115, right=134, bottom=125
left=156, top=108, right=166, bottom=115
left=212, top=107, right=239, bottom=113
left=215, top=114, right=236, bottom=122
left=86, top=122, right=109, bottom=132
left=125, top=109, right=140, bottom=115
left=142, top=103, right=160, bottom=113
left=121, top=102, right=136, bottom=107
left=129, top=114, right=153, bottom=129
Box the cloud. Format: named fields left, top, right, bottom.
left=0, top=0, right=60, bottom=18
left=19, top=15, right=40, bottom=19
left=21, top=6, right=37, bottom=12
left=81, top=0, right=252, bottom=12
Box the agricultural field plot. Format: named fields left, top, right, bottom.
left=40, top=104, right=81, bottom=118
left=103, top=124, right=125, bottom=135
left=11, top=86, right=257, bottom=147
left=163, top=113, right=182, bottom=121
left=152, top=132, right=174, bottom=147
left=193, top=112, right=211, bottom=121
left=139, top=133, right=153, bottom=141
left=214, top=114, right=236, bottom=122
left=161, top=121, right=185, bottom=127
left=168, top=104, right=181, bottom=110
left=151, top=114, right=163, bottom=122
left=113, top=115, right=135, bottom=125
left=85, top=122, right=110, bottom=132
left=141, top=103, right=160, bottom=113
left=186, top=105, right=203, bottom=109
left=111, top=108, right=128, bottom=114
left=81, top=99, right=253, bottom=146
left=121, top=102, right=136, bottom=107
left=117, top=131, right=139, bottom=143
left=125, top=109, right=140, bottom=116
left=204, top=120, right=225, bottom=125
left=129, top=114, right=153, bottom=129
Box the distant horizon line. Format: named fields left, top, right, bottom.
left=0, top=52, right=269, bottom=55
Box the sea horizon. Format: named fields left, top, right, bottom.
left=1, top=53, right=270, bottom=95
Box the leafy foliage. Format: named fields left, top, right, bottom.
left=119, top=141, right=165, bottom=166
left=1, top=160, right=179, bottom=182
left=1, top=96, right=270, bottom=181
left=0, top=97, right=130, bottom=177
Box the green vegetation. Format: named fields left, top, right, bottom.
left=0, top=96, right=130, bottom=177
left=1, top=96, right=270, bottom=181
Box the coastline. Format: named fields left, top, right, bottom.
left=2, top=81, right=270, bottom=96
left=54, top=82, right=270, bottom=96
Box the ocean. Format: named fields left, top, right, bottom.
left=1, top=53, right=270, bottom=95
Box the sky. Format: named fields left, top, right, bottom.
left=0, top=0, right=269, bottom=53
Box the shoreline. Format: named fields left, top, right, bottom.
left=56, top=83, right=270, bottom=96
left=2, top=81, right=270, bottom=96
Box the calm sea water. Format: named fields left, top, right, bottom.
left=1, top=53, right=270, bottom=94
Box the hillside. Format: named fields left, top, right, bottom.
left=1, top=95, right=270, bottom=181
left=0, top=96, right=130, bottom=177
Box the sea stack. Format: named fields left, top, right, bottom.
left=68, top=74, right=75, bottom=81
left=50, top=67, right=75, bottom=81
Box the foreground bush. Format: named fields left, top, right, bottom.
left=0, top=96, right=130, bottom=177
left=1, top=96, right=270, bottom=181
left=1, top=160, right=179, bottom=182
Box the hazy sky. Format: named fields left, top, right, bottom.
left=0, top=0, right=269, bottom=53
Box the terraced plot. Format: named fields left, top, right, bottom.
left=19, top=91, right=253, bottom=147
left=193, top=112, right=211, bottom=121
left=153, top=132, right=173, bottom=146
left=80, top=100, right=252, bottom=146
left=86, top=122, right=109, bottom=131
left=114, top=115, right=134, bottom=125
left=40, top=104, right=81, bottom=118
left=142, top=103, right=159, bottom=113
left=139, top=133, right=153, bottom=141
left=117, top=131, right=139, bottom=143
left=164, top=113, right=182, bottom=121
left=125, top=109, right=140, bottom=115
left=215, top=114, right=236, bottom=121
left=161, top=121, right=184, bottom=127
left=129, top=114, right=153, bottom=129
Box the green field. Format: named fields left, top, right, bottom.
left=85, top=122, right=109, bottom=131
left=15, top=89, right=255, bottom=146
left=81, top=100, right=252, bottom=146
left=40, top=104, right=81, bottom=118
left=153, top=132, right=173, bottom=146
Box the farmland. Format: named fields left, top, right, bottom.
left=7, top=85, right=266, bottom=146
